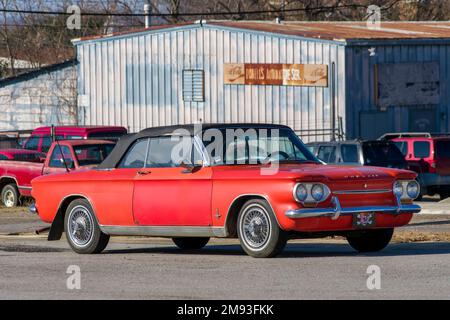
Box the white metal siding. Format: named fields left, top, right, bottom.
left=0, top=64, right=77, bottom=131
left=76, top=25, right=346, bottom=142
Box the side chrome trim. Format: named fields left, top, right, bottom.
left=225, top=194, right=281, bottom=233
left=285, top=196, right=421, bottom=219
left=55, top=194, right=101, bottom=225
left=100, top=225, right=227, bottom=238
left=18, top=186, right=32, bottom=190
left=333, top=189, right=391, bottom=195
left=57, top=193, right=95, bottom=212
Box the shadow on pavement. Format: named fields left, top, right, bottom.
left=104, top=241, right=450, bottom=258
left=408, top=220, right=450, bottom=227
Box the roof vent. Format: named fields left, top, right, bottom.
left=195, top=19, right=207, bottom=26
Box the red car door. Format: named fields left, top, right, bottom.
left=132, top=136, right=213, bottom=226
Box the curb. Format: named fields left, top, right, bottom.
left=419, top=210, right=450, bottom=215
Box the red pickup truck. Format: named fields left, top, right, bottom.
left=22, top=126, right=127, bottom=153
left=0, top=140, right=115, bottom=207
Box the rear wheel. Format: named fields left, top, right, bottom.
left=64, top=199, right=109, bottom=254
left=237, top=199, right=287, bottom=258
left=346, top=228, right=394, bottom=253
left=1, top=184, right=19, bottom=208
left=172, top=237, right=209, bottom=250
left=439, top=192, right=450, bottom=200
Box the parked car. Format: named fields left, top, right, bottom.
left=31, top=124, right=420, bottom=258
left=380, top=133, right=450, bottom=199
left=0, top=140, right=115, bottom=208
left=307, top=140, right=408, bottom=169
left=22, top=126, right=127, bottom=153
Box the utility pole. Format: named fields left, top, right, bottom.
left=279, top=0, right=286, bottom=21
left=144, top=0, right=152, bottom=28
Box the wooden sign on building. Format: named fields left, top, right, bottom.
left=224, top=63, right=328, bottom=87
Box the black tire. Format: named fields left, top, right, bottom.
left=237, top=199, right=287, bottom=258
left=1, top=184, right=19, bottom=208
left=64, top=199, right=109, bottom=254
left=346, top=228, right=394, bottom=253
left=172, top=237, right=210, bottom=250
left=440, top=192, right=450, bottom=200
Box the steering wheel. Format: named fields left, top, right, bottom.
left=264, top=151, right=290, bottom=163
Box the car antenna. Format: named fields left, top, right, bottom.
left=52, top=125, right=70, bottom=173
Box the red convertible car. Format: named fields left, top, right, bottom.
left=31, top=124, right=421, bottom=258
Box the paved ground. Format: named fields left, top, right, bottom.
left=0, top=198, right=449, bottom=300
left=1, top=236, right=450, bottom=299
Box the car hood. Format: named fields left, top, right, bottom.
left=212, top=163, right=416, bottom=182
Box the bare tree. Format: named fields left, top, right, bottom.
left=0, top=0, right=449, bottom=79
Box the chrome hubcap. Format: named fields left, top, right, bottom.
left=68, top=206, right=94, bottom=247
left=241, top=205, right=271, bottom=249
left=3, top=190, right=15, bottom=207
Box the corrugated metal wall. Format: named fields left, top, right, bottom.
left=345, top=43, right=450, bottom=139
left=76, top=24, right=346, bottom=142
left=0, top=64, right=77, bottom=131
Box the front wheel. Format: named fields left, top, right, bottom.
left=64, top=199, right=110, bottom=254
left=172, top=237, right=209, bottom=250
left=346, top=228, right=394, bottom=253
left=440, top=192, right=450, bottom=200
left=237, top=199, right=287, bottom=258
left=1, top=184, right=19, bottom=208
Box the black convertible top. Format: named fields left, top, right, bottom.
left=97, top=123, right=290, bottom=169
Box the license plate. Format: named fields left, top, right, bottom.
left=353, top=212, right=376, bottom=229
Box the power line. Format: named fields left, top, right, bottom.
left=0, top=23, right=144, bottom=28
left=0, top=4, right=377, bottom=18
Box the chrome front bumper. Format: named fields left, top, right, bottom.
left=285, top=197, right=421, bottom=220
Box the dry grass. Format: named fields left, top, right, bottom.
left=393, top=231, right=450, bottom=243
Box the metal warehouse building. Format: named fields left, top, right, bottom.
left=73, top=21, right=450, bottom=141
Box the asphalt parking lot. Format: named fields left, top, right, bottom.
left=1, top=198, right=450, bottom=300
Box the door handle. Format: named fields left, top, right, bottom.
left=137, top=170, right=151, bottom=176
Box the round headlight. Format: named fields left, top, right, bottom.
left=295, top=184, right=308, bottom=202
left=311, top=184, right=325, bottom=201
left=406, top=181, right=420, bottom=199
left=393, top=181, right=404, bottom=197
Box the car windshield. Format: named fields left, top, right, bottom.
left=363, top=142, right=406, bottom=165
left=73, top=144, right=115, bottom=166
left=202, top=127, right=319, bottom=165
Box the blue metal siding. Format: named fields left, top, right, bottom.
left=346, top=43, right=450, bottom=139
